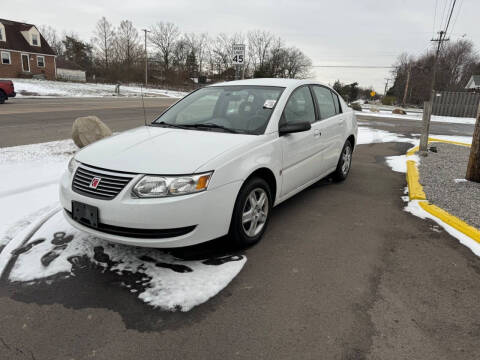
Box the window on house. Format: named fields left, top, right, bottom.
left=1, top=51, right=11, bottom=65
left=37, top=56, right=45, bottom=67
left=32, top=34, right=39, bottom=46
left=0, top=28, right=4, bottom=42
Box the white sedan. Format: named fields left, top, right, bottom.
left=60, top=78, right=357, bottom=248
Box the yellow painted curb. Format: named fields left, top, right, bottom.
left=428, top=138, right=471, bottom=147
left=406, top=160, right=426, bottom=200
left=418, top=202, right=480, bottom=243
left=405, top=138, right=480, bottom=244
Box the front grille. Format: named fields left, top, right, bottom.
left=72, top=166, right=134, bottom=200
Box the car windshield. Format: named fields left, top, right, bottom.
left=152, top=85, right=284, bottom=135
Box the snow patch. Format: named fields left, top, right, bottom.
left=9, top=78, right=187, bottom=98
left=0, top=139, right=245, bottom=311
left=404, top=200, right=480, bottom=257
left=356, top=111, right=476, bottom=125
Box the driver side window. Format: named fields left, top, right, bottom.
left=283, top=86, right=316, bottom=125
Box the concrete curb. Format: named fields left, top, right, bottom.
left=406, top=139, right=480, bottom=244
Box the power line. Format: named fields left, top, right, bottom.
left=444, top=0, right=457, bottom=37
left=448, top=0, right=463, bottom=38
left=311, top=65, right=394, bottom=69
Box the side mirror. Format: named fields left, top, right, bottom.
left=279, top=121, right=311, bottom=136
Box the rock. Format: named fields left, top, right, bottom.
left=370, top=107, right=380, bottom=112
left=350, top=102, right=362, bottom=111
left=72, top=116, right=112, bottom=148
left=392, top=108, right=407, bottom=115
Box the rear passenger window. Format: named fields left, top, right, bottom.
left=331, top=91, right=342, bottom=114
left=283, top=86, right=316, bottom=124
left=312, top=86, right=336, bottom=120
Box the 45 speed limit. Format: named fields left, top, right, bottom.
left=232, top=44, right=245, bottom=65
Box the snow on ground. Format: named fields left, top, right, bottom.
left=9, top=78, right=187, bottom=98
left=0, top=138, right=244, bottom=311
left=404, top=200, right=480, bottom=257
left=356, top=110, right=477, bottom=125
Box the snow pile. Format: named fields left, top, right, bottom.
left=6, top=211, right=246, bottom=311
left=357, top=126, right=413, bottom=145
left=9, top=78, right=187, bottom=98
left=356, top=110, right=476, bottom=125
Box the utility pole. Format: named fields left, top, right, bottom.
left=402, top=64, right=412, bottom=107
left=419, top=29, right=450, bottom=154
left=419, top=0, right=456, bottom=153
left=142, top=29, right=150, bottom=87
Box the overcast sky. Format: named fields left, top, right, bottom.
left=3, top=0, right=479, bottom=92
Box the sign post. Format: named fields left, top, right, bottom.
left=232, top=44, right=245, bottom=80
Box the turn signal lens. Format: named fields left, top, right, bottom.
left=196, top=175, right=210, bottom=190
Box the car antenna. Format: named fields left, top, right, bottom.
left=141, top=85, right=147, bottom=127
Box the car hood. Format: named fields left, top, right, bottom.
left=76, top=126, right=258, bottom=174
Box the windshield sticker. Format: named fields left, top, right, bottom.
left=263, top=99, right=277, bottom=109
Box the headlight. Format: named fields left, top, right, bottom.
left=67, top=158, right=78, bottom=174
left=132, top=172, right=213, bottom=198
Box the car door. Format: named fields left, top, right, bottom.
left=311, top=86, right=345, bottom=172
left=280, top=86, right=323, bottom=197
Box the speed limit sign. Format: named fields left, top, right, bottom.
left=232, top=44, right=245, bottom=64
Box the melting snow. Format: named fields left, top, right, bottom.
left=9, top=78, right=186, bottom=98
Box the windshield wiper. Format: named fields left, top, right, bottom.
left=184, top=123, right=240, bottom=134
left=151, top=121, right=189, bottom=129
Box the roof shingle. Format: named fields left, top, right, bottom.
left=0, top=18, right=55, bottom=56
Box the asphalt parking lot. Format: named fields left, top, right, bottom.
left=0, top=100, right=479, bottom=359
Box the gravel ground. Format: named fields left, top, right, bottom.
left=418, top=143, right=480, bottom=229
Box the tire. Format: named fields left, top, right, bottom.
left=0, top=91, right=6, bottom=104
left=332, top=140, right=353, bottom=182
left=229, top=177, right=272, bottom=248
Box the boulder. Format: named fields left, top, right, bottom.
left=392, top=108, right=407, bottom=115
left=370, top=107, right=380, bottom=113
left=350, top=102, right=362, bottom=111
left=72, top=116, right=112, bottom=148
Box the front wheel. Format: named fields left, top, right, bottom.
left=229, top=177, right=272, bottom=247
left=332, top=140, right=353, bottom=182
left=0, top=92, right=6, bottom=104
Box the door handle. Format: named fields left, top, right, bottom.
left=314, top=129, right=321, bottom=137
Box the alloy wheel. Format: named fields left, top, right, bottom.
left=241, top=188, right=269, bottom=237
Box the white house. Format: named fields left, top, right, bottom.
left=465, top=75, right=480, bottom=90
left=56, top=58, right=86, bottom=82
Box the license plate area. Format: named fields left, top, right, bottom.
left=72, top=201, right=99, bottom=228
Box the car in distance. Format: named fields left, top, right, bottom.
left=0, top=80, right=16, bottom=104
left=60, top=78, right=357, bottom=248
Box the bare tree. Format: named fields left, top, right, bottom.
left=247, top=30, right=274, bottom=71
left=92, top=17, right=116, bottom=70
left=39, top=25, right=63, bottom=55
left=115, top=20, right=141, bottom=66
left=149, top=22, right=180, bottom=74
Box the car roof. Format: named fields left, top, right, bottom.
left=209, top=78, right=329, bottom=90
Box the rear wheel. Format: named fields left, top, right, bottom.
left=0, top=91, right=6, bottom=104
left=332, top=140, right=353, bottom=182
left=229, top=177, right=272, bottom=247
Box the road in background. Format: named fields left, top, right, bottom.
left=0, top=97, right=178, bottom=147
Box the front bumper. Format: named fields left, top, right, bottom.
left=59, top=169, right=242, bottom=248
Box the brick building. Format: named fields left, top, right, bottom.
left=0, top=19, right=56, bottom=80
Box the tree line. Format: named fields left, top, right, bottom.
left=40, top=19, right=312, bottom=87
left=388, top=39, right=480, bottom=106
